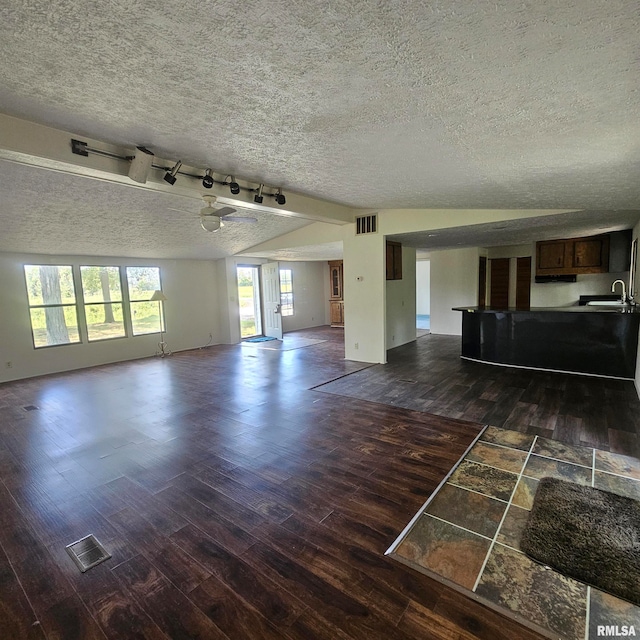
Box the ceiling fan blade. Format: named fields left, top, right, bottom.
left=223, top=216, right=258, bottom=223
left=168, top=207, right=194, bottom=214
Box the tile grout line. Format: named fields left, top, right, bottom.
left=447, top=481, right=510, bottom=504
left=385, top=424, right=490, bottom=556
left=585, top=448, right=593, bottom=638
left=420, top=513, right=494, bottom=542
left=472, top=435, right=539, bottom=593
left=584, top=585, right=591, bottom=640
left=480, top=438, right=594, bottom=471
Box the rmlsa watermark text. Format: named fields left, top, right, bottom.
left=597, top=626, right=636, bottom=637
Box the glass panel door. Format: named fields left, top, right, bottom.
left=237, top=266, right=262, bottom=338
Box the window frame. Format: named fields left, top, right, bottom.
left=79, top=265, right=128, bottom=343
left=125, top=266, right=165, bottom=336
left=23, top=264, right=82, bottom=349
left=279, top=268, right=294, bottom=317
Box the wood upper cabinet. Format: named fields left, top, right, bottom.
left=537, top=240, right=568, bottom=270
left=386, top=241, right=402, bottom=280
left=329, top=261, right=343, bottom=300
left=573, top=238, right=608, bottom=268
left=536, top=235, right=610, bottom=275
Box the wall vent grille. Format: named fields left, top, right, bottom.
left=356, top=214, right=378, bottom=235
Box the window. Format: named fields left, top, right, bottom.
left=279, top=268, right=294, bottom=316
left=80, top=266, right=126, bottom=341
left=24, top=265, right=81, bottom=348
left=126, top=267, right=164, bottom=335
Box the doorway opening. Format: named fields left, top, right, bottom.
left=416, top=259, right=430, bottom=336
left=237, top=265, right=262, bottom=338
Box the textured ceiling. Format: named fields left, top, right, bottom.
left=0, top=160, right=311, bottom=259
left=1, top=0, right=639, bottom=213
left=239, top=241, right=344, bottom=262
left=390, top=210, right=640, bottom=251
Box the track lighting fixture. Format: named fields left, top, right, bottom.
left=202, top=169, right=214, bottom=189
left=226, top=175, right=240, bottom=195
left=163, top=161, right=182, bottom=185
left=71, top=137, right=291, bottom=205
left=128, top=146, right=154, bottom=183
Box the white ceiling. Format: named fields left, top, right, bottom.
left=390, top=210, right=640, bottom=252
left=0, top=160, right=311, bottom=259
left=1, top=1, right=639, bottom=259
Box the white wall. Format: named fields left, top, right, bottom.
left=0, top=252, right=220, bottom=383
left=430, top=248, right=480, bottom=336
left=531, top=271, right=630, bottom=307
left=416, top=260, right=430, bottom=315
left=281, top=261, right=329, bottom=333
left=216, top=257, right=328, bottom=343
left=386, top=247, right=417, bottom=349
left=343, top=230, right=386, bottom=363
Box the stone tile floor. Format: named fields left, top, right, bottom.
left=387, top=426, right=640, bottom=640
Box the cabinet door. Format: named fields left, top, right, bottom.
left=537, top=241, right=567, bottom=270
left=386, top=241, right=402, bottom=280
left=329, top=261, right=343, bottom=299
left=573, top=238, right=605, bottom=268
left=330, top=301, right=343, bottom=326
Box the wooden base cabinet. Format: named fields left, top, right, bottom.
left=330, top=301, right=344, bottom=327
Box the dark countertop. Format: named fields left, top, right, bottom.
left=452, top=305, right=639, bottom=314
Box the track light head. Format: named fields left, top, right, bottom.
left=274, top=188, right=286, bottom=205
left=202, top=169, right=214, bottom=189
left=163, top=160, right=182, bottom=185
left=226, top=175, right=240, bottom=195
left=254, top=184, right=264, bottom=204
left=128, top=146, right=154, bottom=183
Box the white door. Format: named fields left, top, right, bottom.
left=261, top=262, right=283, bottom=340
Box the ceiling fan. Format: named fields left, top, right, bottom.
left=169, top=195, right=258, bottom=232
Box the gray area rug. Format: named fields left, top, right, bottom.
left=521, top=477, right=640, bottom=605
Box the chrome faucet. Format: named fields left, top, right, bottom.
left=612, top=279, right=627, bottom=304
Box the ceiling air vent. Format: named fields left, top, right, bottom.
left=356, top=214, right=377, bottom=235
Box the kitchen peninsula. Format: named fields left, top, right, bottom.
left=453, top=306, right=640, bottom=379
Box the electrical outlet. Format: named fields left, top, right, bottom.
left=354, top=343, right=359, bottom=350
left=6, top=361, right=12, bottom=368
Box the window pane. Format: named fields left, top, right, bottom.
left=126, top=267, right=161, bottom=301
left=131, top=301, right=163, bottom=335
left=85, top=304, right=126, bottom=341
left=30, top=307, right=80, bottom=348
left=81, top=266, right=122, bottom=303
left=279, top=269, right=293, bottom=316
left=24, top=265, right=76, bottom=306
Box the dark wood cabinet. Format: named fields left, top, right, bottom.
left=386, top=241, right=402, bottom=280
left=536, top=235, right=610, bottom=276
left=328, top=260, right=344, bottom=327
left=537, top=241, right=567, bottom=270
left=573, top=238, right=607, bottom=268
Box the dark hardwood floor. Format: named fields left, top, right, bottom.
left=316, top=332, right=640, bottom=457
left=0, top=326, right=580, bottom=639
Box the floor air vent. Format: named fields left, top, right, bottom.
left=66, top=534, right=111, bottom=572
left=356, top=214, right=377, bottom=235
